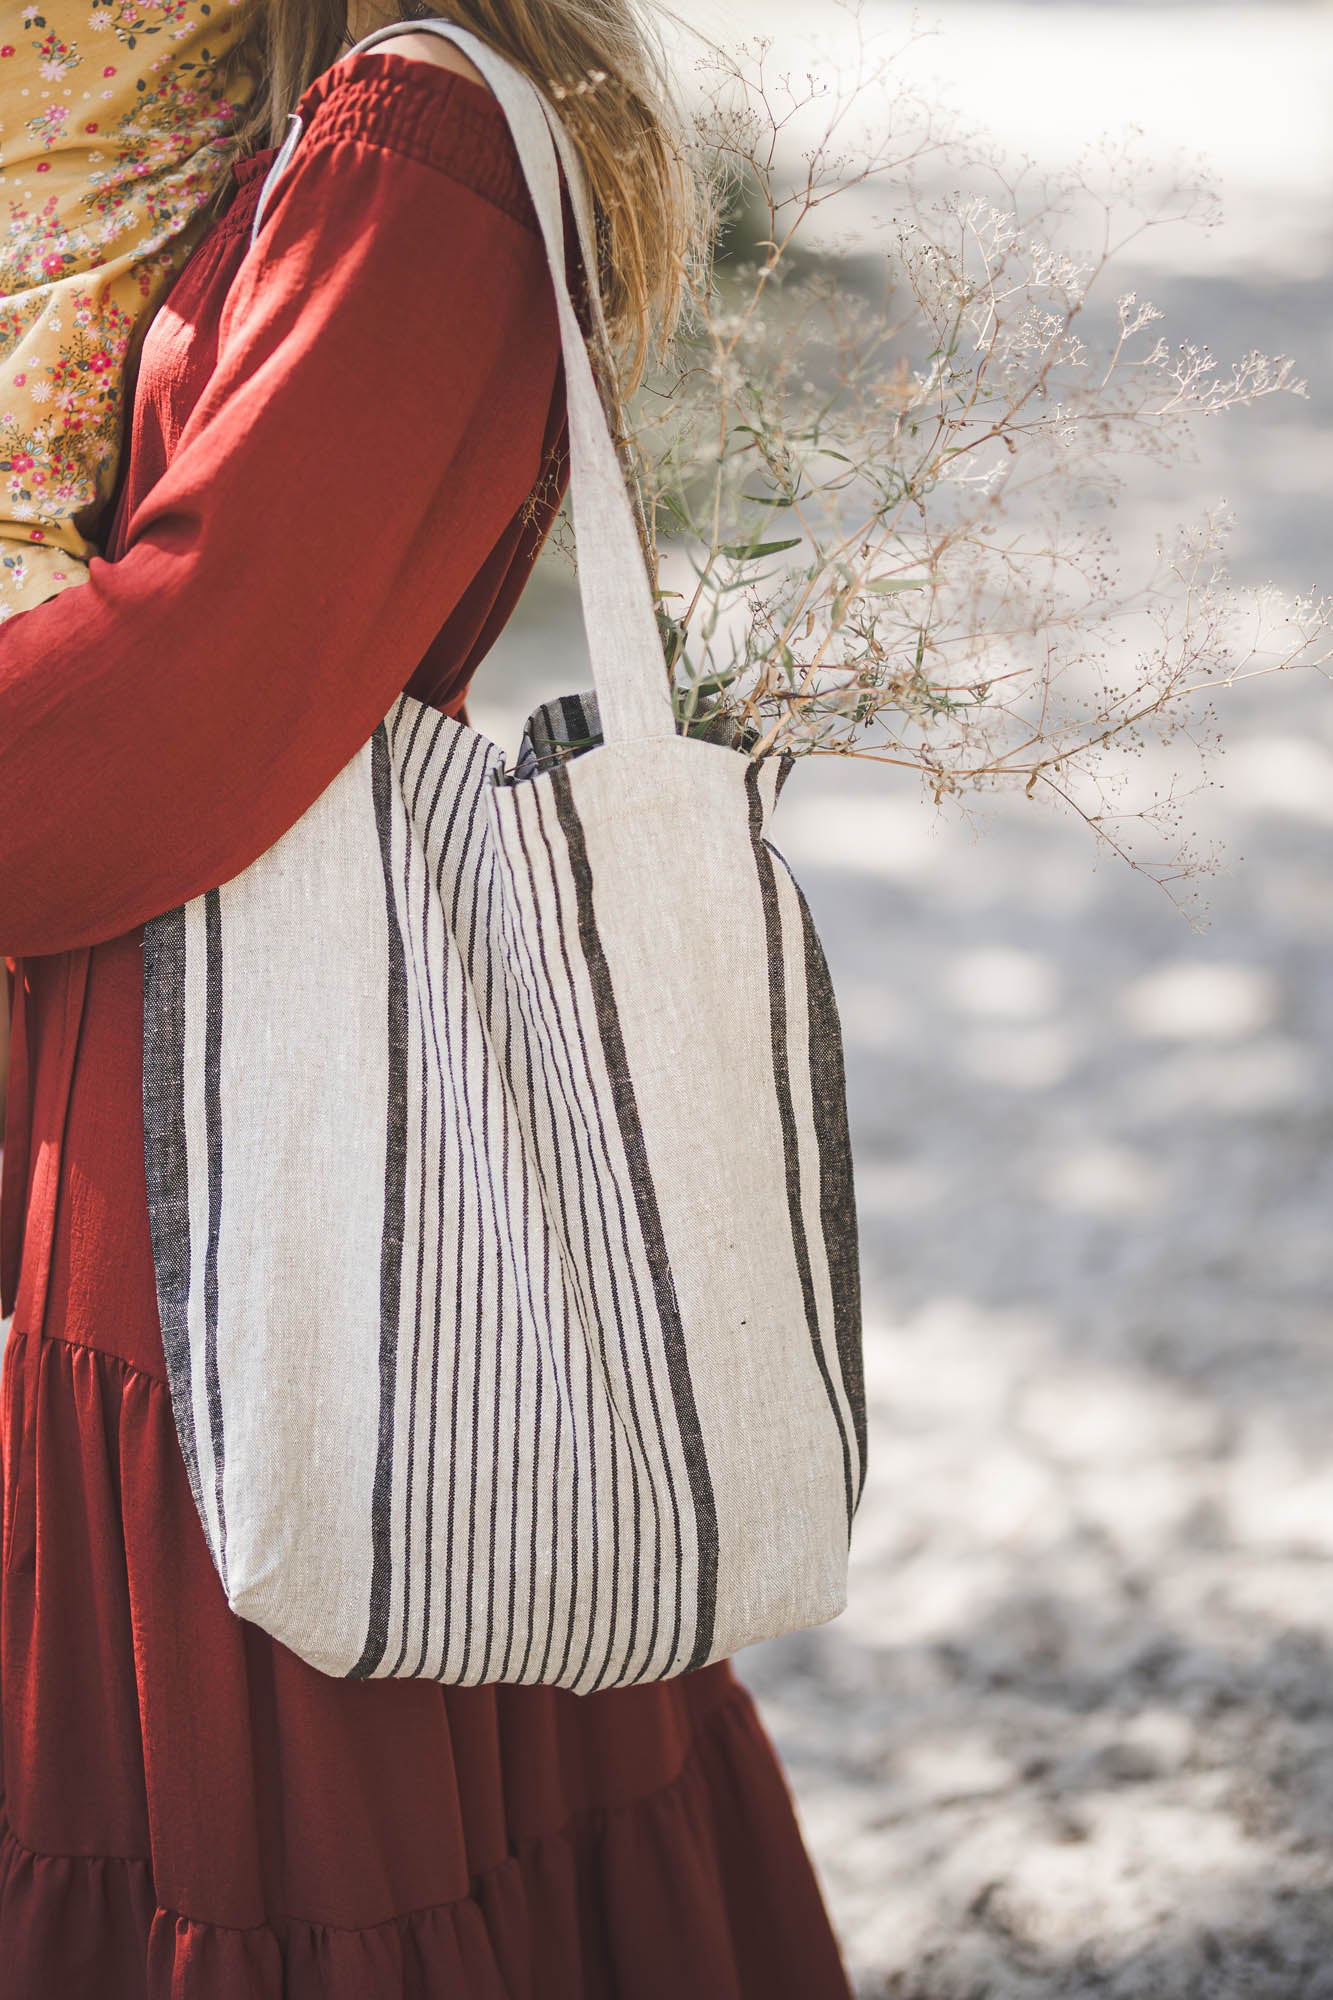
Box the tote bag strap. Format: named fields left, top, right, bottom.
left=251, top=17, right=677, bottom=749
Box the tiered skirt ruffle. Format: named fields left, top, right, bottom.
left=0, top=1329, right=852, bottom=1999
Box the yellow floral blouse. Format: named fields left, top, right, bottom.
left=0, top=0, right=255, bottom=617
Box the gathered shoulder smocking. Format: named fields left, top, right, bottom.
left=261, top=52, right=541, bottom=235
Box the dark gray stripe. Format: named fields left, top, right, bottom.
left=508, top=772, right=673, bottom=1687
left=788, top=862, right=868, bottom=1512
left=745, top=762, right=857, bottom=1531
left=474, top=860, right=509, bottom=1685
left=488, top=863, right=561, bottom=1686
left=492, top=971, right=529, bottom=1684
left=505, top=792, right=597, bottom=1685
left=406, top=725, right=473, bottom=1681
left=141, top=907, right=205, bottom=1523
left=472, top=838, right=555, bottom=1687
left=491, top=800, right=617, bottom=1683
left=385, top=702, right=438, bottom=1677
left=423, top=755, right=484, bottom=1681
left=439, top=757, right=498, bottom=1683
left=459, top=857, right=495, bottom=1685
left=533, top=776, right=680, bottom=1692
left=489, top=843, right=570, bottom=1684
left=549, top=763, right=718, bottom=1676
left=202, top=889, right=229, bottom=1591
left=511, top=788, right=607, bottom=1687
left=468, top=815, right=545, bottom=1686
left=351, top=725, right=411, bottom=1680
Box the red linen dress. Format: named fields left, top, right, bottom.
left=0, top=51, right=854, bottom=2000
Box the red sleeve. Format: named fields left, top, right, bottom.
left=0, top=62, right=564, bottom=959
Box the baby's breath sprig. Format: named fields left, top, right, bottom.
left=603, top=3, right=1330, bottom=913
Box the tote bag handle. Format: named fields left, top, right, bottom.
left=251, top=17, right=678, bottom=750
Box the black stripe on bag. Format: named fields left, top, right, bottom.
left=487, top=859, right=566, bottom=1687
left=744, top=761, right=858, bottom=1532
left=504, top=787, right=656, bottom=1686
left=403, top=724, right=471, bottom=1682
left=512, top=788, right=607, bottom=1690
left=497, top=793, right=597, bottom=1688
left=534, top=776, right=681, bottom=1693
left=488, top=837, right=572, bottom=1685
left=549, top=764, right=719, bottom=1676
left=352, top=725, right=411, bottom=1679
left=762, top=763, right=865, bottom=1501
left=789, top=867, right=868, bottom=1511
left=141, top=908, right=206, bottom=1523
left=385, top=702, right=437, bottom=1678
left=427, top=744, right=495, bottom=1684
left=202, top=889, right=230, bottom=1589
left=492, top=963, right=531, bottom=1685
left=493, top=790, right=637, bottom=1686
left=473, top=860, right=511, bottom=1687
left=456, top=813, right=500, bottom=1686
left=384, top=704, right=446, bottom=1672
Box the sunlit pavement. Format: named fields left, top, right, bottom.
left=469, top=5, right=1333, bottom=1991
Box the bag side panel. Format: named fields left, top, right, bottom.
left=549, top=735, right=856, bottom=1660
left=206, top=736, right=392, bottom=1672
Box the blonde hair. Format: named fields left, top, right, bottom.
left=233, top=1, right=701, bottom=391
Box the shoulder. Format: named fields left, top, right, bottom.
left=356, top=31, right=488, bottom=89
left=281, top=42, right=537, bottom=237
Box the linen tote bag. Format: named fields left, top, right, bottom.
left=141, top=18, right=868, bottom=1693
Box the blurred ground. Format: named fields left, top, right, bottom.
left=469, top=4, right=1333, bottom=1993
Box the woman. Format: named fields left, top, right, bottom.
left=0, top=2, right=856, bottom=1994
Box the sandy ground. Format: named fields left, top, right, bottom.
left=739, top=691, right=1333, bottom=1998
left=473, top=3, right=1333, bottom=1992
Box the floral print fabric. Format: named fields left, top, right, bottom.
left=0, top=0, right=255, bottom=616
